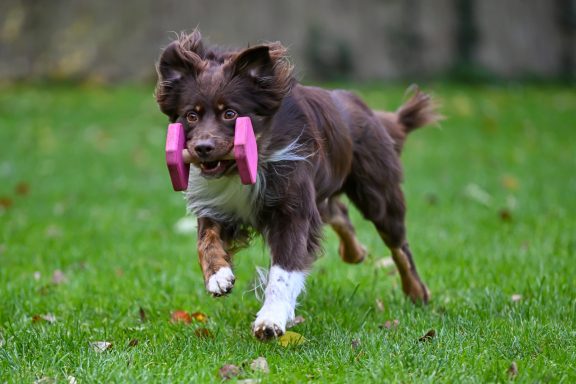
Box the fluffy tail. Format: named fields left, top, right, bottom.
left=375, top=86, right=441, bottom=153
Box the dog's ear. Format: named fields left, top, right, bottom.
left=228, top=43, right=294, bottom=113
left=156, top=30, right=206, bottom=119
left=231, top=45, right=275, bottom=80
left=157, top=30, right=205, bottom=82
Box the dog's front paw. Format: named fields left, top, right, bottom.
left=253, top=305, right=292, bottom=341
left=206, top=267, right=235, bottom=296
left=253, top=318, right=285, bottom=341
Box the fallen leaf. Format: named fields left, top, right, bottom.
left=194, top=327, right=214, bottom=338
left=375, top=257, right=395, bottom=269
left=31, top=313, right=56, bottom=324
left=115, top=268, right=124, bottom=277
left=278, top=331, right=307, bottom=347
left=250, top=356, right=270, bottom=374
left=191, top=311, right=208, bottom=322
left=501, top=175, right=519, bottom=191
left=218, top=364, right=241, bottom=380
left=51, top=269, right=67, bottom=285
left=507, top=361, right=518, bottom=379
left=90, top=341, right=113, bottom=352
left=0, top=196, right=13, bottom=209
left=139, top=306, right=147, bottom=322
left=425, top=193, right=438, bottom=206
left=511, top=294, right=522, bottom=302
left=351, top=339, right=361, bottom=350
left=288, top=315, right=305, bottom=328
left=499, top=208, right=513, bottom=222
left=418, top=329, right=436, bottom=342
left=15, top=181, right=30, bottom=196
left=379, top=319, right=399, bottom=330
left=170, top=310, right=192, bottom=324
left=128, top=339, right=139, bottom=347
left=375, top=299, right=385, bottom=312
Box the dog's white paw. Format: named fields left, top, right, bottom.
left=206, top=267, right=235, bottom=296
left=253, top=313, right=290, bottom=341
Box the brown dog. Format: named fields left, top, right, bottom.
left=155, top=30, right=439, bottom=340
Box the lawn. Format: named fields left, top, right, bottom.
left=0, top=83, right=575, bottom=383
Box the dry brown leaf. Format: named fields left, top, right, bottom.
left=425, top=193, right=438, bottom=206
left=31, top=313, right=56, bottom=324
left=170, top=310, right=192, bottom=324
left=418, top=329, right=436, bottom=342
left=250, top=356, right=270, bottom=374
left=115, top=268, right=124, bottom=277
left=278, top=331, right=307, bottom=347
left=499, top=208, right=513, bottom=222
left=379, top=319, right=399, bottom=329
left=194, top=327, right=214, bottom=339
left=511, top=294, right=522, bottom=302
left=191, top=311, right=208, bottom=322
left=15, top=181, right=30, bottom=196
left=0, top=196, right=13, bottom=209
left=51, top=269, right=67, bottom=285
left=128, top=338, right=139, bottom=347
left=351, top=339, right=361, bottom=350
left=507, top=361, right=519, bottom=379
left=218, top=364, right=241, bottom=380
left=288, top=315, right=305, bottom=328
left=90, top=341, right=113, bottom=352
left=139, top=307, right=147, bottom=322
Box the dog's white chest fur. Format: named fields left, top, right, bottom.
left=185, top=168, right=259, bottom=223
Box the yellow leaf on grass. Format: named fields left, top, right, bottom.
left=191, top=312, right=208, bottom=322
left=278, top=331, right=306, bottom=347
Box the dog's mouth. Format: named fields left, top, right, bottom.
left=199, top=159, right=236, bottom=178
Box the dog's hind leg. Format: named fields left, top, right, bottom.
left=197, top=217, right=235, bottom=296
left=320, top=197, right=367, bottom=264
left=344, top=137, right=430, bottom=303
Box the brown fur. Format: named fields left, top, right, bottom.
left=155, top=30, right=440, bottom=307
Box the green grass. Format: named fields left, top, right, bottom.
left=1, top=83, right=575, bottom=383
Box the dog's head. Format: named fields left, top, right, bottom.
left=155, top=30, right=294, bottom=179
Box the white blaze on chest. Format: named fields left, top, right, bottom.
left=185, top=168, right=260, bottom=223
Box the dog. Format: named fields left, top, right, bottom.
left=155, top=30, right=439, bottom=340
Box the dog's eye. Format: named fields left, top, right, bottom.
left=222, top=109, right=238, bottom=121
left=186, top=111, right=199, bottom=123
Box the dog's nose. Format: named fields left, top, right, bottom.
left=194, top=141, right=215, bottom=158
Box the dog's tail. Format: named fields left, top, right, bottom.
left=374, top=86, right=441, bottom=154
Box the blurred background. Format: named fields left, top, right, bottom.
left=1, top=0, right=575, bottom=84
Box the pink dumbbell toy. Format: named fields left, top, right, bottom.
left=165, top=117, right=258, bottom=191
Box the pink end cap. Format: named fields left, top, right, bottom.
left=166, top=123, right=190, bottom=191
left=234, top=117, right=258, bottom=185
